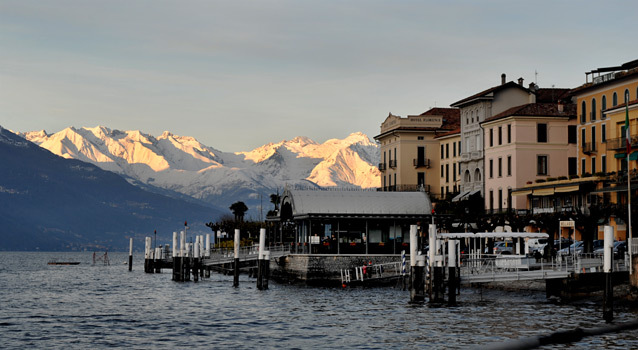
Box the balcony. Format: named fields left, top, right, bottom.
left=606, top=135, right=638, bottom=150
left=378, top=163, right=387, bottom=171
left=582, top=142, right=596, bottom=154
left=389, top=159, right=397, bottom=168
left=413, top=158, right=430, bottom=168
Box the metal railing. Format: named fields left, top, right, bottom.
left=413, top=158, right=430, bottom=168
left=341, top=261, right=403, bottom=284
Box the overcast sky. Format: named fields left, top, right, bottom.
left=1, top=1, right=636, bottom=152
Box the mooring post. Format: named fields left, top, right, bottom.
left=257, top=228, right=266, bottom=290
left=428, top=224, right=437, bottom=301
left=448, top=239, right=457, bottom=306
left=233, top=228, right=240, bottom=287
left=154, top=247, right=161, bottom=273
left=172, top=231, right=179, bottom=281
left=180, top=230, right=186, bottom=281
left=128, top=237, right=133, bottom=271
left=603, top=225, right=614, bottom=322
left=263, top=250, right=270, bottom=290
left=144, top=237, right=150, bottom=273
left=193, top=236, right=200, bottom=282
left=401, top=250, right=407, bottom=291
left=409, top=225, right=425, bottom=303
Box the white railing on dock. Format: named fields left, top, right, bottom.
left=201, top=245, right=290, bottom=266
left=341, top=261, right=403, bottom=284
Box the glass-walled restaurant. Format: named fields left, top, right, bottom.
left=277, top=189, right=433, bottom=255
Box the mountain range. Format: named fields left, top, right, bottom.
left=0, top=126, right=219, bottom=251
left=20, top=126, right=381, bottom=214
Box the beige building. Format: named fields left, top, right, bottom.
left=374, top=108, right=459, bottom=199
left=434, top=128, right=461, bottom=199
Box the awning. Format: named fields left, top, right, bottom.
left=554, top=185, right=579, bottom=193
left=614, top=151, right=638, bottom=160
left=511, top=189, right=532, bottom=196
left=591, top=183, right=638, bottom=194
left=438, top=232, right=549, bottom=239
left=533, top=188, right=555, bottom=196
left=451, top=190, right=470, bottom=202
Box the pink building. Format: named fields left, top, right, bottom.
left=481, top=89, right=577, bottom=213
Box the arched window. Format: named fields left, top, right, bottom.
left=464, top=170, right=471, bottom=183
left=602, top=95, right=607, bottom=118
left=591, top=98, right=596, bottom=121
left=625, top=89, right=630, bottom=103
left=581, top=101, right=586, bottom=123
left=613, top=92, right=618, bottom=106
left=474, top=168, right=481, bottom=182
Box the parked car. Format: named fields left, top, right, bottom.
left=558, top=241, right=583, bottom=255
left=493, top=241, right=515, bottom=255
left=594, top=241, right=627, bottom=258
left=528, top=238, right=548, bottom=254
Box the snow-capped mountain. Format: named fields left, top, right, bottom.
left=20, top=126, right=381, bottom=212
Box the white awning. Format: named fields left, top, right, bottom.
left=451, top=190, right=470, bottom=202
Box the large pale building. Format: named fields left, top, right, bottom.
left=374, top=108, right=459, bottom=199
left=451, top=75, right=537, bottom=199
left=482, top=89, right=577, bottom=213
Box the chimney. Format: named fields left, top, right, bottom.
left=501, top=73, right=506, bottom=85
left=528, top=82, right=537, bottom=92
left=518, top=77, right=524, bottom=86
left=557, top=100, right=564, bottom=113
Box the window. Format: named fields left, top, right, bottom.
left=441, top=187, right=444, bottom=196
left=453, top=142, right=456, bottom=157
left=592, top=126, right=596, bottom=148
left=537, top=155, right=548, bottom=175
left=417, top=136, right=424, bottom=140
left=489, top=159, right=494, bottom=178
left=602, top=154, right=607, bottom=173
left=440, top=145, right=444, bottom=159
left=417, top=172, right=425, bottom=186
left=440, top=164, right=444, bottom=178
left=602, top=95, right=607, bottom=118
left=568, top=157, right=577, bottom=176
left=581, top=128, right=586, bottom=147
left=446, top=143, right=449, bottom=159
left=507, top=124, right=511, bottom=143
left=476, top=135, right=481, bottom=150
left=581, top=158, right=586, bottom=176
left=537, top=123, right=547, bottom=143
left=446, top=164, right=449, bottom=183
left=498, top=157, right=502, bottom=177
left=498, top=189, right=503, bottom=212
left=602, top=124, right=606, bottom=142
left=489, top=128, right=493, bottom=147
left=453, top=163, right=457, bottom=181
left=489, top=190, right=494, bottom=212
left=591, top=157, right=596, bottom=174
left=498, top=126, right=502, bottom=145
left=568, top=125, right=577, bottom=143
left=581, top=101, right=586, bottom=123
left=474, top=168, right=481, bottom=181
left=465, top=137, right=470, bottom=152
left=458, top=141, right=461, bottom=155
left=613, top=92, right=618, bottom=106
left=591, top=98, right=596, bottom=121
left=507, top=156, right=512, bottom=176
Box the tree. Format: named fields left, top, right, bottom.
left=229, top=201, right=248, bottom=222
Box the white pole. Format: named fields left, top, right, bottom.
left=429, top=224, right=437, bottom=268
left=259, top=228, right=266, bottom=260
left=180, top=230, right=186, bottom=258
left=234, top=229, right=240, bottom=260
left=448, top=239, right=457, bottom=268
left=172, top=232, right=178, bottom=258
left=194, top=236, right=200, bottom=259
left=409, top=225, right=418, bottom=267
left=604, top=226, right=614, bottom=273
left=205, top=233, right=211, bottom=258
left=144, top=237, right=149, bottom=259
left=129, top=238, right=133, bottom=256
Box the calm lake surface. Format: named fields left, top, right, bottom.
left=1, top=251, right=638, bottom=349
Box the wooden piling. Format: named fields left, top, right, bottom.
left=447, top=239, right=457, bottom=306
left=257, top=228, right=266, bottom=290
left=233, top=229, right=240, bottom=287
left=603, top=225, right=614, bottom=322
left=128, top=237, right=133, bottom=271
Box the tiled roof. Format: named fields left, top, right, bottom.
left=482, top=103, right=576, bottom=124
left=534, top=88, right=572, bottom=103
left=419, top=107, right=460, bottom=130
left=434, top=127, right=461, bottom=139
left=451, top=81, right=530, bottom=107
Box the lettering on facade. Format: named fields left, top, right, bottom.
left=381, top=115, right=443, bottom=133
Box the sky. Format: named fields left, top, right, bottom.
left=1, top=1, right=636, bottom=152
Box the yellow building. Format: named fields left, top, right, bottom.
left=374, top=108, right=459, bottom=199
left=571, top=59, right=638, bottom=240
left=435, top=128, right=461, bottom=199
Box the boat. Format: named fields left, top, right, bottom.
left=47, top=260, right=80, bottom=265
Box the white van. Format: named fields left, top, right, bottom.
left=527, top=238, right=548, bottom=254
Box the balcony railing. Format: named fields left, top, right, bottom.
left=377, top=184, right=430, bottom=193
left=582, top=142, right=596, bottom=154
left=378, top=163, right=387, bottom=171
left=413, top=158, right=430, bottom=168
left=389, top=159, right=397, bottom=168
left=606, top=135, right=638, bottom=150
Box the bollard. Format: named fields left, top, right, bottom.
left=603, top=225, right=614, bottom=322
left=409, top=225, right=425, bottom=303
left=128, top=238, right=133, bottom=271
left=205, top=233, right=211, bottom=258
left=263, top=250, right=270, bottom=290
left=233, top=229, right=240, bottom=287
left=257, top=228, right=266, bottom=290
left=193, top=236, right=200, bottom=282
left=154, top=247, right=161, bottom=273
left=448, top=239, right=457, bottom=306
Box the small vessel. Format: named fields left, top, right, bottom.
left=47, top=260, right=80, bottom=265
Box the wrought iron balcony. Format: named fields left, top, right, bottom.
left=378, top=163, right=387, bottom=171
left=389, top=159, right=397, bottom=168
left=582, top=142, right=596, bottom=154
left=413, top=158, right=430, bottom=168
left=606, top=135, right=638, bottom=150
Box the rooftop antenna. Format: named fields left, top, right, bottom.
left=535, top=70, right=538, bottom=85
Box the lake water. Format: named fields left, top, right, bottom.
left=1, top=251, right=638, bottom=349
